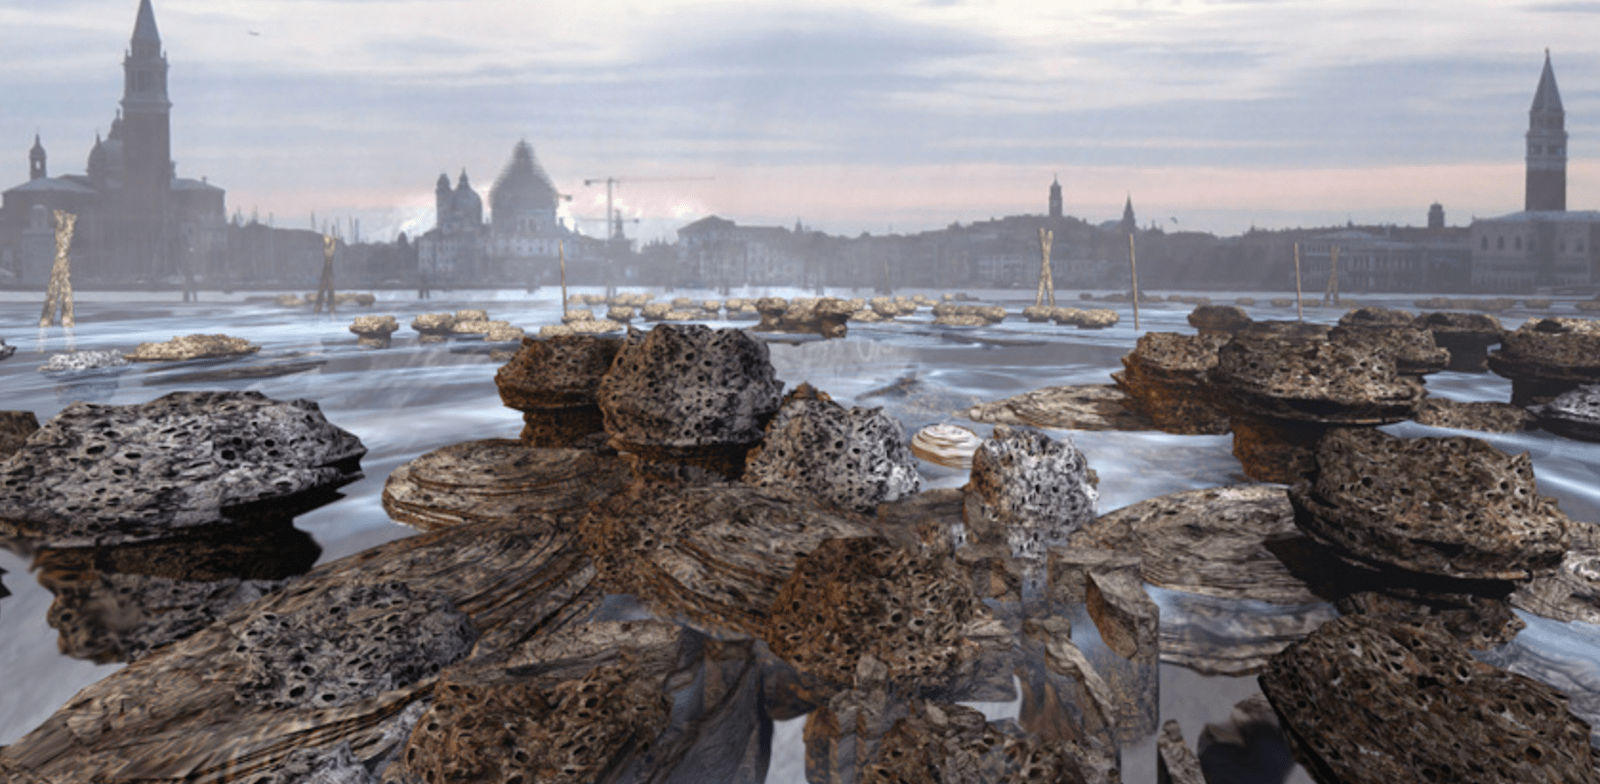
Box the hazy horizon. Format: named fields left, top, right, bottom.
left=4, top=0, right=1596, bottom=246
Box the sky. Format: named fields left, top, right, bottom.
left=2, top=0, right=1598, bottom=244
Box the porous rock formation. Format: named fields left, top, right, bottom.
left=0, top=390, right=365, bottom=547
left=410, top=312, right=457, bottom=342
left=1288, top=427, right=1571, bottom=581
left=932, top=303, right=1007, bottom=326
left=743, top=385, right=920, bottom=514
left=1488, top=316, right=1600, bottom=404
left=962, top=385, right=1152, bottom=432
left=1186, top=304, right=1252, bottom=336
left=1111, top=332, right=1230, bottom=434
left=1533, top=383, right=1600, bottom=442
left=125, top=333, right=259, bottom=362
left=1414, top=310, right=1503, bottom=372
left=755, top=297, right=855, bottom=338
left=1259, top=614, right=1599, bottom=784
left=39, top=350, right=129, bottom=372
left=1412, top=397, right=1537, bottom=432
left=381, top=439, right=629, bottom=531
left=0, top=410, right=39, bottom=460
left=1328, top=319, right=1450, bottom=377
left=495, top=334, right=621, bottom=448
left=964, top=425, right=1098, bottom=563
left=348, top=315, right=398, bottom=347
left=597, top=324, right=783, bottom=470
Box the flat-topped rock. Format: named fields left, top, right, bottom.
left=126, top=333, right=259, bottom=362
left=495, top=335, right=621, bottom=410
left=1112, top=332, right=1230, bottom=434
left=1232, top=320, right=1329, bottom=343
left=1415, top=311, right=1504, bottom=372
left=1512, top=520, right=1600, bottom=625
left=0, top=391, right=365, bottom=547
left=1489, top=316, right=1600, bottom=403
left=1534, top=383, right=1600, bottom=442
left=381, top=439, right=629, bottom=531
left=347, top=315, right=398, bottom=347
left=1413, top=397, right=1537, bottom=432
left=1211, top=336, right=1424, bottom=424
left=963, top=425, right=1099, bottom=562
left=962, top=384, right=1153, bottom=431
left=39, top=350, right=129, bottom=372
left=0, top=410, right=40, bottom=460
left=1288, top=427, right=1571, bottom=581
left=1187, top=304, right=1252, bottom=336
left=410, top=312, right=457, bottom=342
left=1050, top=307, right=1120, bottom=329
left=743, top=385, right=920, bottom=514
left=1259, top=614, right=1599, bottom=784
left=1328, top=322, right=1450, bottom=376
left=598, top=324, right=783, bottom=459
left=933, top=303, right=1007, bottom=326
left=1337, top=305, right=1414, bottom=327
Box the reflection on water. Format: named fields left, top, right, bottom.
left=1, top=289, right=1600, bottom=780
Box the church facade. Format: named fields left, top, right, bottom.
left=0, top=0, right=226, bottom=287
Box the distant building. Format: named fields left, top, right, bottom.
left=0, top=0, right=226, bottom=286
left=417, top=171, right=486, bottom=282
left=1048, top=176, right=1062, bottom=219
left=1471, top=52, right=1600, bottom=291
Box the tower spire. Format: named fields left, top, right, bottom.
left=1526, top=49, right=1567, bottom=212
left=29, top=133, right=46, bottom=180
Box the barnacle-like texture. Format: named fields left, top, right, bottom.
left=494, top=335, right=621, bottom=410
left=1111, top=332, right=1230, bottom=434
left=744, top=388, right=920, bottom=514
left=1535, top=384, right=1600, bottom=442
left=963, top=425, right=1098, bottom=561
left=1489, top=317, right=1600, bottom=402
left=125, top=333, right=259, bottom=361
left=1210, top=336, right=1423, bottom=424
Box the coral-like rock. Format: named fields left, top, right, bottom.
left=0, top=391, right=365, bottom=547
left=1259, top=614, right=1599, bottom=784
left=963, top=425, right=1098, bottom=561
left=1112, top=332, right=1230, bottom=434
left=381, top=439, right=628, bottom=531
left=1329, top=322, right=1450, bottom=376
left=496, top=335, right=620, bottom=410
left=598, top=324, right=783, bottom=458
left=1489, top=317, right=1600, bottom=403
left=347, top=315, right=398, bottom=347
left=1211, top=336, right=1424, bottom=424
left=962, top=385, right=1152, bottom=432
left=1413, top=397, right=1537, bottom=432
left=1534, top=383, right=1600, bottom=442
left=126, top=333, right=259, bottom=362
left=1289, top=427, right=1571, bottom=581
left=744, top=386, right=920, bottom=514
left=39, top=350, right=129, bottom=371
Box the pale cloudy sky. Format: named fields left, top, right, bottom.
left=3, top=0, right=1597, bottom=243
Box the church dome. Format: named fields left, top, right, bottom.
left=489, top=140, right=558, bottom=222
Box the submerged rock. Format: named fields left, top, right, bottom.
left=962, top=385, right=1153, bottom=432
left=1488, top=316, right=1600, bottom=404
left=0, top=390, right=365, bottom=547
left=381, top=439, right=628, bottom=531
left=1259, top=614, right=1599, bottom=784
left=744, top=385, right=921, bottom=514
left=1111, top=332, right=1230, bottom=434
left=125, top=333, right=259, bottom=361
left=1533, top=383, right=1600, bottom=442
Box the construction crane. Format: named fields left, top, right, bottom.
left=570, top=214, right=640, bottom=241
left=581, top=176, right=713, bottom=240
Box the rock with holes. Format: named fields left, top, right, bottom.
left=1111, top=332, right=1231, bottom=434
left=263, top=742, right=377, bottom=784
left=0, top=410, right=38, bottom=460
left=743, top=385, right=920, bottom=514
left=1414, top=311, right=1504, bottom=372
left=1512, top=521, right=1600, bottom=626
left=856, top=698, right=1119, bottom=784
left=496, top=335, right=621, bottom=448
left=232, top=581, right=477, bottom=710
left=39, top=350, right=130, bottom=372
left=381, top=440, right=628, bottom=532
left=598, top=324, right=783, bottom=474
left=348, top=315, right=399, bottom=348
left=1413, top=398, right=1537, bottom=432
left=1187, top=304, right=1253, bottom=336
left=0, top=391, right=365, bottom=547
left=125, top=333, right=260, bottom=362
left=962, top=385, right=1153, bottom=432
left=1288, top=428, right=1571, bottom=581
left=765, top=537, right=1001, bottom=691
left=1259, top=614, right=1599, bottom=784
left=1328, top=322, right=1450, bottom=377
left=1534, top=384, right=1600, bottom=442
left=1488, top=317, right=1600, bottom=404
left=963, top=425, right=1098, bottom=562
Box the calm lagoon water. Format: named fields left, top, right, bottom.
left=2, top=287, right=1597, bottom=783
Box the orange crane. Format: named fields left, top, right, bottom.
left=581, top=176, right=713, bottom=240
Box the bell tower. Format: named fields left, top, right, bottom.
left=1526, top=50, right=1566, bottom=212
left=118, top=0, right=173, bottom=277
left=28, top=134, right=46, bottom=180
left=1048, top=175, right=1062, bottom=219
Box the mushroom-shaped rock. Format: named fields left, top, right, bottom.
left=1288, top=427, right=1571, bottom=581
left=765, top=537, right=999, bottom=690
left=496, top=335, right=621, bottom=448
left=1533, top=383, right=1600, bottom=442
left=382, top=439, right=628, bottom=531
left=744, top=386, right=920, bottom=514
left=1337, top=305, right=1415, bottom=327
left=410, top=312, right=457, bottom=342
left=0, top=391, right=365, bottom=547
left=598, top=324, right=783, bottom=470
left=1488, top=316, right=1600, bottom=404
left=482, top=320, right=523, bottom=342
left=963, top=425, right=1098, bottom=563
left=1112, top=332, right=1230, bottom=434
left=1187, top=304, right=1252, bottom=336
left=1328, top=321, right=1450, bottom=376
left=348, top=314, right=398, bottom=347
left=1259, top=615, right=1599, bottom=784
left=126, top=333, right=259, bottom=362
left=1414, top=311, right=1504, bottom=372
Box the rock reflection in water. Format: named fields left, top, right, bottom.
left=21, top=517, right=320, bottom=663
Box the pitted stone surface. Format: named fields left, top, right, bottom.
left=1534, top=384, right=1600, bottom=442
left=0, top=410, right=39, bottom=460
left=1489, top=317, right=1600, bottom=402
left=0, top=391, right=366, bottom=546
left=1259, top=614, right=1599, bottom=784
left=963, top=425, right=1098, bottom=560
left=232, top=581, right=476, bottom=710
left=1211, top=335, right=1423, bottom=424
left=744, top=386, right=921, bottom=514
left=48, top=571, right=287, bottom=664
left=1338, top=306, right=1415, bottom=327
left=598, top=324, right=783, bottom=452
left=126, top=333, right=260, bottom=361
left=1187, top=304, right=1252, bottom=335
left=39, top=350, right=129, bottom=372
left=766, top=537, right=994, bottom=688
left=1328, top=323, right=1450, bottom=376
left=347, top=315, right=397, bottom=336
left=495, top=334, right=622, bottom=410
left=1052, top=307, right=1119, bottom=329
left=1288, top=427, right=1571, bottom=581
left=1413, top=398, right=1537, bottom=432
left=1112, top=332, right=1230, bottom=434
left=1415, top=311, right=1504, bottom=372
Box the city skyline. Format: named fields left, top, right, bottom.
left=3, top=0, right=1596, bottom=245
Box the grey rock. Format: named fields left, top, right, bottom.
left=963, top=384, right=1153, bottom=432
left=1328, top=322, right=1450, bottom=376
left=1194, top=695, right=1296, bottom=784
left=0, top=338, right=13, bottom=361
left=0, top=391, right=366, bottom=547
left=1158, top=589, right=1337, bottom=677
left=264, top=743, right=376, bottom=784
left=38, top=350, right=129, bottom=372
left=0, top=411, right=39, bottom=460
left=744, top=384, right=921, bottom=514
left=1534, top=383, right=1600, bottom=442
left=233, top=581, right=477, bottom=710
left=963, top=425, right=1098, bottom=563
left=1187, top=304, right=1252, bottom=336
left=1157, top=720, right=1205, bottom=784
left=1511, top=520, right=1600, bottom=626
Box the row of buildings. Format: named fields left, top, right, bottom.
left=0, top=1, right=1595, bottom=294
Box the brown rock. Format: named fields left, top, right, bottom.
left=1512, top=520, right=1600, bottom=625
left=495, top=334, right=621, bottom=410
left=1211, top=336, right=1424, bottom=425
left=1335, top=589, right=1525, bottom=650
left=1413, top=397, right=1537, bottom=432
left=1112, top=332, right=1230, bottom=434
left=381, top=439, right=629, bottom=531
left=1259, top=614, right=1599, bottom=784
left=1156, top=720, right=1205, bottom=784
left=743, top=388, right=921, bottom=514
left=1414, top=311, right=1504, bottom=372
left=125, top=333, right=260, bottom=362
left=0, top=410, right=39, bottom=460
left=962, top=384, right=1154, bottom=432
left=1186, top=304, right=1252, bottom=336
left=1328, top=322, right=1450, bottom=376
left=1489, top=316, right=1600, bottom=404
left=1289, top=428, right=1571, bottom=581
left=1534, top=383, right=1600, bottom=442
